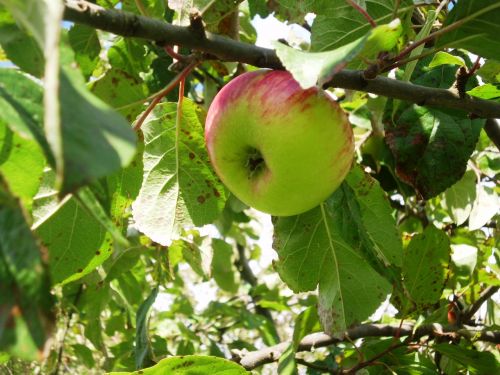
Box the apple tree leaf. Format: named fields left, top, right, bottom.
left=442, top=170, right=476, bottom=226
left=467, top=84, right=500, bottom=102
left=273, top=185, right=392, bottom=334
left=0, top=121, right=44, bottom=211
left=57, top=69, right=138, bottom=194
left=344, top=165, right=403, bottom=268
left=468, top=185, right=499, bottom=231
left=211, top=238, right=238, bottom=293
left=68, top=24, right=101, bottom=80
left=275, top=20, right=402, bottom=89
left=0, top=176, right=53, bottom=359
left=90, top=68, right=149, bottom=123
left=132, top=99, right=226, bottom=245
left=436, top=0, right=500, bottom=60
left=428, top=51, right=466, bottom=69
left=402, top=225, right=450, bottom=308
left=135, top=287, right=158, bottom=370
left=110, top=355, right=248, bottom=375
left=33, top=171, right=115, bottom=285
left=434, top=343, right=500, bottom=374
left=0, top=69, right=51, bottom=159
left=384, top=105, right=483, bottom=199
left=310, top=0, right=412, bottom=52
left=0, top=7, right=44, bottom=77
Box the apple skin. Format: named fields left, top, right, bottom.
left=205, top=70, right=354, bottom=216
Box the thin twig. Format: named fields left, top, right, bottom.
left=346, top=0, right=376, bottom=28
left=133, top=60, right=198, bottom=131
left=345, top=342, right=405, bottom=374
left=463, top=286, right=499, bottom=322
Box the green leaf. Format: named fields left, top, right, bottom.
left=72, top=344, right=95, bottom=368
left=109, top=355, right=249, bottom=374
left=0, top=7, right=44, bottom=77
left=467, top=84, right=500, bottom=102
left=428, top=51, right=466, bottom=69
left=477, top=59, right=500, bottom=83
left=0, top=176, right=53, bottom=359
left=201, top=0, right=244, bottom=27
left=442, top=170, right=476, bottom=225
left=310, top=0, right=412, bottom=52
left=292, top=306, right=320, bottom=350
left=402, top=225, right=450, bottom=308
left=278, top=343, right=298, bottom=375
left=436, top=0, right=500, bottom=60
left=132, top=99, right=226, bottom=245
left=170, top=235, right=213, bottom=279
left=273, top=191, right=391, bottom=334
left=434, top=343, right=500, bottom=375
left=0, top=121, right=44, bottom=210
left=385, top=105, right=483, bottom=199
left=468, top=185, right=499, bottom=231
left=344, top=165, right=403, bottom=268
left=274, top=20, right=402, bottom=88
left=57, top=69, right=137, bottom=194
left=90, top=68, right=149, bottom=123
left=211, top=238, right=238, bottom=293
left=34, top=193, right=112, bottom=285
left=68, top=24, right=101, bottom=80
left=135, top=287, right=158, bottom=370
left=0, top=69, right=51, bottom=159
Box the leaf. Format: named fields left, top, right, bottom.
left=436, top=0, right=500, bottom=60
left=273, top=190, right=391, bottom=334
left=477, top=59, right=500, bottom=83
left=344, top=165, right=403, bottom=268
left=109, top=355, right=249, bottom=374
left=468, top=185, right=499, bottom=231
left=211, top=238, right=238, bottom=293
left=34, top=194, right=112, bottom=285
left=450, top=244, right=477, bottom=281
left=132, top=99, right=226, bottom=245
left=384, top=105, right=483, bottom=199
left=442, top=170, right=476, bottom=225
left=402, top=225, right=450, bottom=308
left=90, top=68, right=149, bottom=123
left=68, top=24, right=101, bottom=79
left=0, top=176, right=53, bottom=359
left=278, top=343, right=298, bottom=375
left=292, top=306, right=320, bottom=350
left=467, top=84, right=500, bottom=102
left=57, top=69, right=137, bottom=194
left=0, top=69, right=51, bottom=159
left=0, top=7, right=44, bottom=77
left=201, top=0, right=244, bottom=27
left=170, top=235, right=213, bottom=279
left=310, top=0, right=412, bottom=52
left=434, top=343, right=500, bottom=375
left=274, top=19, right=402, bottom=88
left=428, top=51, right=466, bottom=69
left=0, top=121, right=45, bottom=210
left=135, top=287, right=158, bottom=370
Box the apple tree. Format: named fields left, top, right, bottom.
left=0, top=0, right=499, bottom=374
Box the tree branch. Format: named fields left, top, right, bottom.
left=237, top=323, right=500, bottom=370
left=463, top=286, right=500, bottom=323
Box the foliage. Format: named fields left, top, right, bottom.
left=0, top=0, right=499, bottom=374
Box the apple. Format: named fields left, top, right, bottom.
left=205, top=70, right=354, bottom=216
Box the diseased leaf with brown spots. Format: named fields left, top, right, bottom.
left=402, top=225, right=450, bottom=310
left=384, top=105, right=483, bottom=199
left=132, top=99, right=226, bottom=245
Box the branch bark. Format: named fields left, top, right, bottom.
left=63, top=1, right=500, bottom=124
left=463, top=286, right=500, bottom=322
left=237, top=323, right=500, bottom=370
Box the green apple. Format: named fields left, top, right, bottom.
left=205, top=70, right=354, bottom=216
